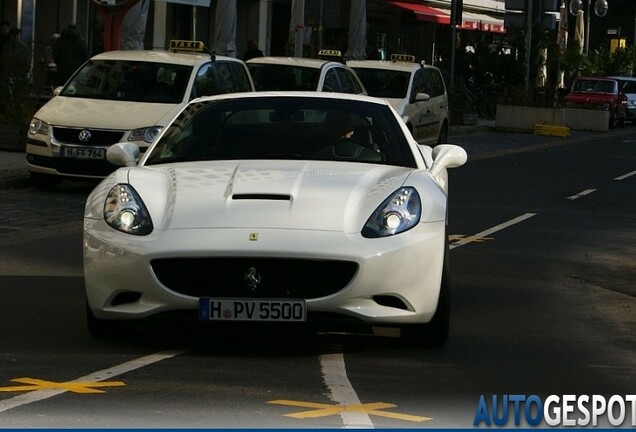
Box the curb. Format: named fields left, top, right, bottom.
left=449, top=122, right=495, bottom=137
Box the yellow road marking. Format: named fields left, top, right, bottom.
left=268, top=399, right=431, bottom=422
left=449, top=234, right=494, bottom=243
left=0, top=377, right=125, bottom=394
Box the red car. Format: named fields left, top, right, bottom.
left=564, top=77, right=627, bottom=128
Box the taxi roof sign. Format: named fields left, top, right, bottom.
left=318, top=49, right=342, bottom=57
left=390, top=54, right=416, bottom=63
left=169, top=40, right=206, bottom=53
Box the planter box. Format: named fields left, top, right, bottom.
left=496, top=105, right=609, bottom=132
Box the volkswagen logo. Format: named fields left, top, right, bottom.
left=78, top=129, right=92, bottom=143
left=244, top=267, right=261, bottom=290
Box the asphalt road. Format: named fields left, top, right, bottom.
left=0, top=126, right=634, bottom=428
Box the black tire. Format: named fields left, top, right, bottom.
left=609, top=113, right=616, bottom=129
left=86, top=302, right=134, bottom=339
left=401, top=240, right=451, bottom=348
left=436, top=121, right=449, bottom=145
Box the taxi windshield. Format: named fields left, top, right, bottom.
left=247, top=64, right=320, bottom=91
left=353, top=69, right=410, bottom=99
left=60, top=60, right=192, bottom=103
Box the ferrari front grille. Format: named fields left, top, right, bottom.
left=151, top=257, right=358, bottom=299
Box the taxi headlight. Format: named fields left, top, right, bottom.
left=104, top=184, right=153, bottom=235
left=129, top=126, right=163, bottom=144
left=362, top=187, right=421, bottom=238
left=28, top=118, right=50, bottom=136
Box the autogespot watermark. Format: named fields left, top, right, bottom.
left=473, top=394, right=636, bottom=427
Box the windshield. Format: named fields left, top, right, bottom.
left=60, top=60, right=192, bottom=103
left=621, top=81, right=636, bottom=94
left=352, top=69, right=410, bottom=99
left=145, top=96, right=416, bottom=168
left=572, top=79, right=617, bottom=94
left=247, top=64, right=320, bottom=91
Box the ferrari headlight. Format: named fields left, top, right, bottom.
left=104, top=184, right=153, bottom=235
left=28, top=118, right=50, bottom=136
left=362, top=187, right=421, bottom=238
left=129, top=126, right=163, bottom=144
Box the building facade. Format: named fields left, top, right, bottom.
left=0, top=0, right=506, bottom=87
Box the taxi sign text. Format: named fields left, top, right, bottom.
left=169, top=39, right=205, bottom=52
left=391, top=54, right=416, bottom=63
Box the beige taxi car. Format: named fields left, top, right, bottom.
left=349, top=55, right=449, bottom=145
left=26, top=40, right=254, bottom=185
left=247, top=50, right=367, bottom=95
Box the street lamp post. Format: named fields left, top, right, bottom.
left=569, top=0, right=608, bottom=56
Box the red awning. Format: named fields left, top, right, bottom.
left=390, top=1, right=450, bottom=24
left=389, top=1, right=505, bottom=33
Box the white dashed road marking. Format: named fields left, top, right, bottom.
left=615, top=171, right=636, bottom=181
left=450, top=213, right=537, bottom=250
left=566, top=189, right=597, bottom=201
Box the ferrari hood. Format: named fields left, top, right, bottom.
left=128, top=160, right=414, bottom=233
left=35, top=96, right=181, bottom=129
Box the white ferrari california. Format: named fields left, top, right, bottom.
left=83, top=92, right=467, bottom=347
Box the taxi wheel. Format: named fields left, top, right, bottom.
left=437, top=121, right=449, bottom=145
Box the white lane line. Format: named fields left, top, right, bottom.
left=450, top=213, right=537, bottom=250
left=615, top=171, right=636, bottom=181
left=320, top=353, right=373, bottom=428
left=566, top=188, right=597, bottom=200
left=0, top=349, right=187, bottom=414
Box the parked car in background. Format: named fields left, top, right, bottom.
left=83, top=91, right=467, bottom=347
left=608, top=76, right=636, bottom=124
left=348, top=54, right=449, bottom=146
left=26, top=40, right=255, bottom=186
left=564, top=76, right=627, bottom=128
left=246, top=50, right=367, bottom=95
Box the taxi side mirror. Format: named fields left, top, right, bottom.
left=414, top=92, right=431, bottom=102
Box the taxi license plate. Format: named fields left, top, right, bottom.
left=61, top=146, right=106, bottom=159
left=199, top=298, right=306, bottom=322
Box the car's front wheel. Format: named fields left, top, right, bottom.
left=436, top=121, right=449, bottom=145
left=400, top=241, right=450, bottom=348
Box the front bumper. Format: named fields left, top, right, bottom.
left=84, top=221, right=446, bottom=325
left=25, top=127, right=146, bottom=179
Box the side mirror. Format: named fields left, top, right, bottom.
left=414, top=92, right=431, bottom=102
left=430, top=144, right=467, bottom=177
left=107, top=142, right=140, bottom=167
left=53, top=86, right=64, bottom=96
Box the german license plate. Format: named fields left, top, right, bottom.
left=199, top=298, right=306, bottom=322
left=61, top=146, right=106, bottom=159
